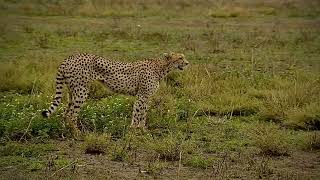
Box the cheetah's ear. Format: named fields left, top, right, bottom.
left=163, top=52, right=172, bottom=60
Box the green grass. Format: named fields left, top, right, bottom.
left=184, top=154, right=216, bottom=169
left=247, top=122, right=291, bottom=156
left=83, top=133, right=111, bottom=155
left=0, top=0, right=320, bottom=179
left=0, top=141, right=56, bottom=173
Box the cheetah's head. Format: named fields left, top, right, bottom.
left=164, top=52, right=189, bottom=70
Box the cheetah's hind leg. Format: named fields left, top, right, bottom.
left=62, top=86, right=73, bottom=128
left=64, top=86, right=89, bottom=138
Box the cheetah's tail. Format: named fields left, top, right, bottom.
left=42, top=70, right=65, bottom=118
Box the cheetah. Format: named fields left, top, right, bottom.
left=42, top=52, right=189, bottom=135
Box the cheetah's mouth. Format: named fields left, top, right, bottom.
left=178, top=66, right=184, bottom=70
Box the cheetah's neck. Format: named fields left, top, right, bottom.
left=154, top=59, right=175, bottom=80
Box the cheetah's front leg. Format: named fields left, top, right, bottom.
left=131, top=94, right=148, bottom=128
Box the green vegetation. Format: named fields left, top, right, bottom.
left=0, top=0, right=320, bottom=179
left=83, top=133, right=111, bottom=155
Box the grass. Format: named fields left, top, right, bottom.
left=247, top=122, right=291, bottom=156
left=83, top=133, right=111, bottom=155
left=0, top=0, right=320, bottom=179
left=184, top=155, right=216, bottom=169
left=286, top=103, right=320, bottom=130
left=302, top=131, right=320, bottom=151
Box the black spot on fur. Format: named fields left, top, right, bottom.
left=42, top=111, right=49, bottom=118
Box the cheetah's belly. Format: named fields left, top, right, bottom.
left=101, top=73, right=139, bottom=95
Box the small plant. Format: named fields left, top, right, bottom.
left=83, top=133, right=110, bottom=155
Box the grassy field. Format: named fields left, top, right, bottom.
left=0, top=0, right=320, bottom=179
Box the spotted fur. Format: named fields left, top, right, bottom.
left=42, top=52, right=189, bottom=135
